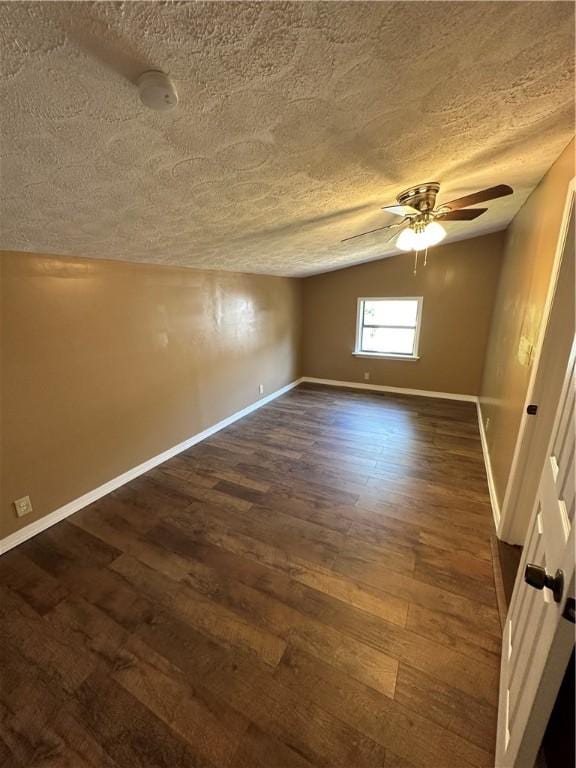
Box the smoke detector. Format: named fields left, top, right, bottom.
left=137, top=70, right=178, bottom=111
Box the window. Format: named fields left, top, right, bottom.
left=354, top=297, right=422, bottom=359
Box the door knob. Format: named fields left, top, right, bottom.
left=524, top=564, right=564, bottom=603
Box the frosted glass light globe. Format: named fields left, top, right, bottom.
left=423, top=221, right=447, bottom=246
left=396, top=221, right=447, bottom=251
left=396, top=227, right=417, bottom=251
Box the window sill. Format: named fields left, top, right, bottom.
left=352, top=352, right=420, bottom=361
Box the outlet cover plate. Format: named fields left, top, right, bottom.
left=14, top=495, right=33, bottom=518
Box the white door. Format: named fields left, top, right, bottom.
left=496, top=338, right=576, bottom=768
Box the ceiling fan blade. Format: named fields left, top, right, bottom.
left=436, top=208, right=488, bottom=221
left=341, top=222, right=401, bottom=243
left=442, top=185, right=513, bottom=211
left=381, top=205, right=418, bottom=216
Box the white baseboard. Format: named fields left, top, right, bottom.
left=300, top=376, right=478, bottom=403
left=1, top=375, right=500, bottom=554
left=0, top=378, right=305, bottom=556
left=476, top=400, right=501, bottom=530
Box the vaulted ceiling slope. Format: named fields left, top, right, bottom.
left=0, top=1, right=574, bottom=276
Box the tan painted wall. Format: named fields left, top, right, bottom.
left=479, top=139, right=575, bottom=511
left=301, top=232, right=505, bottom=396
left=0, top=252, right=302, bottom=539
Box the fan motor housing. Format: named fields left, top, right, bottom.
left=397, top=182, right=440, bottom=213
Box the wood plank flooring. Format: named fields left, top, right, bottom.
left=0, top=384, right=502, bottom=768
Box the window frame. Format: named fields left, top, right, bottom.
left=353, top=296, right=423, bottom=360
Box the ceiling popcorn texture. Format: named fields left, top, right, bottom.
left=0, top=1, right=574, bottom=276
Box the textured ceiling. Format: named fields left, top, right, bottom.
left=0, top=1, right=574, bottom=276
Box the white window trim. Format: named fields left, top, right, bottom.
left=353, top=296, right=423, bottom=360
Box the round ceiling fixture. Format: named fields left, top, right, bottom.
left=137, top=70, right=178, bottom=111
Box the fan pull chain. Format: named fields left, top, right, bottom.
left=424, top=247, right=428, bottom=267
left=413, top=250, right=418, bottom=275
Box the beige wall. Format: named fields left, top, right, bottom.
left=479, top=139, right=575, bottom=512
left=301, top=232, right=505, bottom=396
left=0, top=252, right=302, bottom=539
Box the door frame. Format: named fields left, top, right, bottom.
left=499, top=178, right=576, bottom=543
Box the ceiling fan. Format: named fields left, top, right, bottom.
left=341, top=182, right=513, bottom=252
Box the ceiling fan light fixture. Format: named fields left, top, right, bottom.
left=396, top=227, right=417, bottom=251
left=344, top=181, right=511, bottom=251
left=423, top=221, right=447, bottom=246
left=396, top=220, right=447, bottom=252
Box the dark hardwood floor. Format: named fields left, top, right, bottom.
left=0, top=384, right=501, bottom=768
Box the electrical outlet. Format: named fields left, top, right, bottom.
left=258, top=384, right=264, bottom=395
left=14, top=495, right=33, bottom=518
left=364, top=372, right=370, bottom=381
